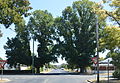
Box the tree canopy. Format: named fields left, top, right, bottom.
left=0, top=57, right=3, bottom=60
left=54, top=0, right=97, bottom=72
left=95, top=0, right=120, bottom=53
left=0, top=0, right=32, bottom=38
left=93, top=0, right=120, bottom=26
left=0, top=0, right=32, bottom=28
left=100, top=26, right=120, bottom=51
left=4, top=21, right=31, bottom=68
left=28, top=10, right=57, bottom=73
left=3, top=0, right=120, bottom=75
left=94, top=0, right=120, bottom=78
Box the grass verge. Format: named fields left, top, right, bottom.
left=89, top=78, right=120, bottom=83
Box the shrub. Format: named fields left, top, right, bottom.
left=113, top=69, right=120, bottom=79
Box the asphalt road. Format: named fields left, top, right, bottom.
left=1, top=69, right=96, bottom=83
left=49, top=69, right=69, bottom=73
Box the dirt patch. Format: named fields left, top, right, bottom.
left=0, top=78, right=10, bottom=82
left=99, top=80, right=120, bottom=83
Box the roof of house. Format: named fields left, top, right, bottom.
left=99, top=58, right=112, bottom=64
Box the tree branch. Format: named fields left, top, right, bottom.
left=105, top=11, right=120, bottom=26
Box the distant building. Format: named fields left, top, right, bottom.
left=99, top=58, right=112, bottom=64
left=92, top=58, right=115, bottom=70
left=4, top=63, right=29, bottom=70
left=4, top=64, right=16, bottom=70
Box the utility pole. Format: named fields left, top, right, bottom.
left=32, top=36, right=35, bottom=74
left=96, top=16, right=99, bottom=83
left=108, top=59, right=109, bottom=83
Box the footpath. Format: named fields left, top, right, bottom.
left=88, top=73, right=120, bottom=83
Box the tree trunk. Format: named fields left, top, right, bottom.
left=36, top=67, right=40, bottom=74
left=76, top=69, right=79, bottom=72
left=80, top=67, right=85, bottom=73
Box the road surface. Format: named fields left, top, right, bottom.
left=1, top=69, right=97, bottom=83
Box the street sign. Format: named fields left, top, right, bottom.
left=0, top=60, right=7, bottom=80
left=91, top=57, right=97, bottom=65
left=0, top=60, right=7, bottom=69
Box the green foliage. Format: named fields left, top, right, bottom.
left=60, top=63, right=68, bottom=69
left=113, top=69, right=120, bottom=79
left=111, top=51, right=120, bottom=69
left=28, top=10, right=57, bottom=73
left=0, top=30, right=2, bottom=37
left=0, top=0, right=32, bottom=28
left=93, top=0, right=120, bottom=26
left=54, top=0, right=97, bottom=72
left=100, top=26, right=120, bottom=51
left=0, top=57, right=3, bottom=60
left=4, top=22, right=31, bottom=68
left=97, top=0, right=120, bottom=79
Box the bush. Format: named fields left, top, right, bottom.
left=113, top=69, right=120, bottom=79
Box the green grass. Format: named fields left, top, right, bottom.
left=91, top=78, right=120, bottom=83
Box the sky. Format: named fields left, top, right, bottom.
left=0, top=0, right=105, bottom=65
